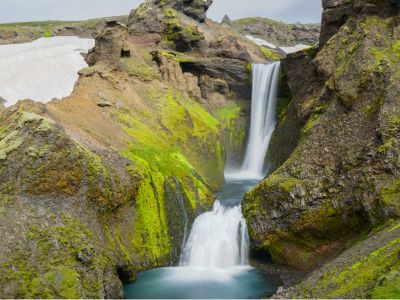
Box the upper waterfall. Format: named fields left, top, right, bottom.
left=227, top=62, right=281, bottom=180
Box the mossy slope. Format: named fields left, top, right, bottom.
left=243, top=4, right=400, bottom=281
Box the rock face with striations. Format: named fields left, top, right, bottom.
left=244, top=0, right=400, bottom=297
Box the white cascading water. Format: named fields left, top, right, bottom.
left=227, top=62, right=281, bottom=180
left=179, top=62, right=280, bottom=271
left=181, top=201, right=248, bottom=268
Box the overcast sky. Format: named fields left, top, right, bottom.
left=0, top=0, right=322, bottom=24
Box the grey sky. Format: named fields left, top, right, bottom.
left=0, top=0, right=322, bottom=24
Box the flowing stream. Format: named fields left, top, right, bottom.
left=124, top=62, right=281, bottom=299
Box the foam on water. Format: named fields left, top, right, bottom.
left=0, top=36, right=94, bottom=107
left=181, top=200, right=249, bottom=269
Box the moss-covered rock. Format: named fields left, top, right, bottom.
left=243, top=0, right=400, bottom=275
left=285, top=221, right=400, bottom=298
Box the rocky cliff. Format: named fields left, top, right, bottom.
left=243, top=0, right=400, bottom=297
left=229, top=17, right=320, bottom=47
left=0, top=0, right=275, bottom=297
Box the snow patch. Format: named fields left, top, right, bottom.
left=245, top=35, right=277, bottom=49
left=279, top=44, right=310, bottom=54
left=0, top=36, right=95, bottom=107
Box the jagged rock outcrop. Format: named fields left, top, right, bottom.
left=155, top=0, right=213, bottom=22
left=221, top=15, right=233, bottom=26
left=87, top=21, right=129, bottom=66
left=244, top=1, right=400, bottom=297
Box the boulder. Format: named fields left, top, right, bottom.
left=209, top=36, right=251, bottom=61
left=155, top=0, right=213, bottom=22
left=87, top=20, right=129, bottom=66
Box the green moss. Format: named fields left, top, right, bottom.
left=392, top=40, right=400, bottom=58
left=302, top=104, right=328, bottom=134
left=29, top=266, right=80, bottom=299
left=276, top=97, right=291, bottom=121
left=43, top=31, right=53, bottom=38
left=128, top=172, right=172, bottom=264
left=329, top=237, right=400, bottom=298
left=215, top=103, right=241, bottom=121
left=377, top=137, right=395, bottom=153
left=19, top=111, right=55, bottom=132
left=116, top=87, right=225, bottom=265
left=159, top=50, right=195, bottom=63
left=163, top=8, right=182, bottom=42
left=0, top=130, right=24, bottom=161
left=120, top=58, right=160, bottom=81
left=260, top=47, right=281, bottom=60
left=0, top=215, right=106, bottom=298
left=388, top=221, right=400, bottom=233
left=380, top=178, right=400, bottom=214
left=182, top=25, right=203, bottom=43
left=363, top=95, right=385, bottom=118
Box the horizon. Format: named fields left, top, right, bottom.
left=0, top=0, right=322, bottom=24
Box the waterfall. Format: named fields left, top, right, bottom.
left=179, top=62, right=280, bottom=270
left=227, top=62, right=281, bottom=180
left=181, top=201, right=249, bottom=268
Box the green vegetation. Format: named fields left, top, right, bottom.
left=43, top=31, right=53, bottom=38
left=121, top=58, right=160, bottom=81
left=299, top=235, right=400, bottom=298
left=260, top=47, right=281, bottom=60
left=116, top=87, right=225, bottom=264
left=380, top=178, right=400, bottom=214
left=276, top=97, right=292, bottom=121
left=302, top=104, right=328, bottom=134
left=0, top=214, right=108, bottom=298
left=159, top=50, right=196, bottom=63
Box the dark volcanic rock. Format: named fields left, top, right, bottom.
left=87, top=21, right=128, bottom=66
left=129, top=0, right=212, bottom=28
left=244, top=0, right=400, bottom=282
left=320, top=0, right=400, bottom=46
left=221, top=15, right=233, bottom=26
left=209, top=36, right=251, bottom=60
left=156, top=0, right=213, bottom=22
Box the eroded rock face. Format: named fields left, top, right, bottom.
left=320, top=0, right=400, bottom=46
left=155, top=0, right=213, bottom=22
left=87, top=21, right=129, bottom=66
left=244, top=0, right=400, bottom=276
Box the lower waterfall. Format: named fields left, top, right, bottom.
left=181, top=200, right=249, bottom=268
left=124, top=62, right=281, bottom=299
